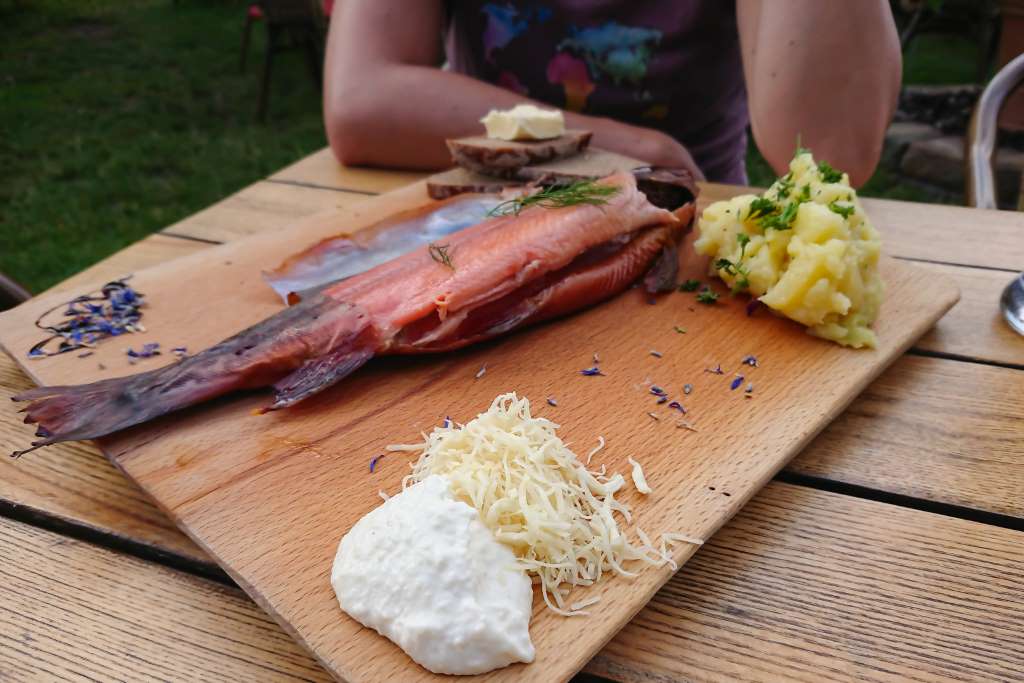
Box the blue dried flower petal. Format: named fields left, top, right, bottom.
left=656, top=396, right=668, bottom=404
left=668, top=401, right=686, bottom=413
left=546, top=397, right=558, bottom=407
left=580, top=366, right=605, bottom=376
left=650, top=385, right=666, bottom=396
left=741, top=355, right=759, bottom=367
left=730, top=375, right=744, bottom=390
left=684, top=384, right=693, bottom=395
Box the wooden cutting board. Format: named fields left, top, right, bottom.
left=0, top=182, right=959, bottom=683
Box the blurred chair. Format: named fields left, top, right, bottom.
left=966, top=52, right=1024, bottom=208
left=0, top=272, right=30, bottom=312
left=966, top=51, right=1024, bottom=336
left=240, top=0, right=327, bottom=121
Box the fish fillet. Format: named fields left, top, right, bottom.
left=12, top=172, right=693, bottom=455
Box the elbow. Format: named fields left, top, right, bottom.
left=754, top=120, right=887, bottom=189
left=325, top=96, right=373, bottom=166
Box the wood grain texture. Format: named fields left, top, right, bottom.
left=789, top=354, right=1024, bottom=518
left=0, top=353, right=209, bottom=564
left=0, top=182, right=958, bottom=683
left=163, top=181, right=371, bottom=244
left=269, top=148, right=428, bottom=193
left=0, top=515, right=329, bottom=682
left=5, top=482, right=1022, bottom=683
left=913, top=261, right=1024, bottom=366
left=42, top=234, right=207, bottom=296
left=590, top=481, right=1024, bottom=683
left=1, top=208, right=1017, bottom=581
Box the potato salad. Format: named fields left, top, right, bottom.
left=695, top=150, right=883, bottom=348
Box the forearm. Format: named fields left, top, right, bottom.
left=326, top=64, right=695, bottom=172
left=738, top=0, right=901, bottom=185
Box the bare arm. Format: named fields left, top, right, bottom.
left=737, top=0, right=901, bottom=186
left=323, top=0, right=702, bottom=177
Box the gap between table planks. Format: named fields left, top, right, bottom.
left=0, top=177, right=959, bottom=682
left=3, top=481, right=1022, bottom=683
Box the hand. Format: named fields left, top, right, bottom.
left=632, top=128, right=705, bottom=181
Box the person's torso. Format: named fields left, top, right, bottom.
left=446, top=0, right=749, bottom=183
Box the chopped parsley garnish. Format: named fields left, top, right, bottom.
left=773, top=172, right=794, bottom=200
left=696, top=287, right=719, bottom=304
left=798, top=184, right=811, bottom=202
left=829, top=201, right=855, bottom=219
left=714, top=234, right=753, bottom=292
left=817, top=160, right=843, bottom=183
left=747, top=197, right=777, bottom=220
left=759, top=199, right=800, bottom=231
left=678, top=279, right=701, bottom=292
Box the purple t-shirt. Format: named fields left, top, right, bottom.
left=445, top=1, right=749, bottom=183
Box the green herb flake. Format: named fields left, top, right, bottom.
left=678, top=279, right=701, bottom=292
left=829, top=201, right=855, bottom=219
left=674, top=325, right=687, bottom=334
left=428, top=243, right=455, bottom=270
left=818, top=161, right=844, bottom=184
left=696, top=288, right=719, bottom=304
left=487, top=180, right=620, bottom=217
left=747, top=196, right=776, bottom=220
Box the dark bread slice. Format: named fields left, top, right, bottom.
left=426, top=167, right=519, bottom=200
left=447, top=129, right=592, bottom=176
left=516, top=148, right=647, bottom=184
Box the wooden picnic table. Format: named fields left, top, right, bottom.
left=1, top=149, right=1022, bottom=682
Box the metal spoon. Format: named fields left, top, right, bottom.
left=1001, top=272, right=1024, bottom=336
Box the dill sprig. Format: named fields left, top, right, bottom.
left=487, top=180, right=621, bottom=217
left=428, top=243, right=455, bottom=270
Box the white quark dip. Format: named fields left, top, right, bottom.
left=331, top=474, right=535, bottom=675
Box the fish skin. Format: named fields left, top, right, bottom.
left=12, top=172, right=693, bottom=454
left=263, top=193, right=503, bottom=304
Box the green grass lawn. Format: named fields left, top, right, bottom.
left=0, top=0, right=325, bottom=293
left=0, top=1, right=984, bottom=294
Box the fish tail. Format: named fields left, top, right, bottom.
left=12, top=295, right=375, bottom=454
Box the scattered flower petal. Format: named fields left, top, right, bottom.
left=580, top=366, right=605, bottom=376
left=649, top=350, right=663, bottom=358
left=741, top=355, right=759, bottom=367
left=683, top=383, right=693, bottom=395
left=475, top=364, right=487, bottom=379
left=547, top=397, right=558, bottom=407
left=668, top=401, right=687, bottom=414
left=369, top=455, right=385, bottom=472
left=730, top=375, right=745, bottom=390
left=704, top=365, right=724, bottom=375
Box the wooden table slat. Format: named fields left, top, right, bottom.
left=269, top=148, right=428, bottom=194
left=591, top=481, right=1024, bottom=683
left=0, top=515, right=329, bottom=681
left=789, top=354, right=1024, bottom=518
left=162, top=181, right=371, bottom=244
left=2, top=483, right=1021, bottom=683
left=913, top=261, right=1024, bottom=367
left=0, top=354, right=209, bottom=564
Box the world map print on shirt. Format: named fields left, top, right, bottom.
left=445, top=1, right=750, bottom=184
